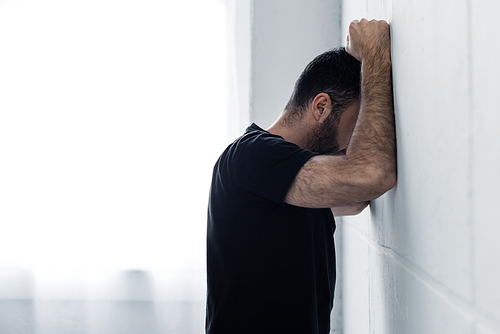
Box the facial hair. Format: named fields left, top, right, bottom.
left=304, top=114, right=340, bottom=155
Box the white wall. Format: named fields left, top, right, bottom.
left=225, top=0, right=252, bottom=138
left=251, top=0, right=342, bottom=129
left=339, top=0, right=500, bottom=333
left=249, top=0, right=500, bottom=333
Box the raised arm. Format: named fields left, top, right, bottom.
left=285, top=19, right=396, bottom=208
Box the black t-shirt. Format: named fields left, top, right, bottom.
left=206, top=123, right=336, bottom=334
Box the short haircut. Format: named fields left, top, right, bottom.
left=284, top=47, right=361, bottom=124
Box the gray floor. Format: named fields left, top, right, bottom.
left=0, top=300, right=205, bottom=334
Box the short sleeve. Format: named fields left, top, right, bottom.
left=228, top=128, right=316, bottom=205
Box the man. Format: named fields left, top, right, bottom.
left=206, top=19, right=396, bottom=334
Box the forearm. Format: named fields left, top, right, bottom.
left=286, top=59, right=396, bottom=208
left=284, top=20, right=397, bottom=209
left=347, top=56, right=397, bottom=189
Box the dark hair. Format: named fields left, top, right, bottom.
left=284, top=47, right=361, bottom=124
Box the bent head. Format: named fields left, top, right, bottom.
left=304, top=99, right=360, bottom=155
left=283, top=47, right=361, bottom=154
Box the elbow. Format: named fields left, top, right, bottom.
left=351, top=201, right=370, bottom=215
left=382, top=170, right=397, bottom=192
left=365, top=167, right=397, bottom=199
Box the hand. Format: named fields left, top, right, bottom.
left=346, top=18, right=391, bottom=63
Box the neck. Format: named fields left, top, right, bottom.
left=266, top=113, right=309, bottom=149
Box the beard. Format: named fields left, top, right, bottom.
left=304, top=114, right=340, bottom=155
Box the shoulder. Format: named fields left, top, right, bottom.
left=226, top=124, right=307, bottom=163
left=214, top=124, right=316, bottom=205
left=235, top=125, right=315, bottom=168
left=237, top=124, right=288, bottom=151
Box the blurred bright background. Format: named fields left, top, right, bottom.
left=0, top=0, right=229, bottom=332
left=0, top=0, right=227, bottom=271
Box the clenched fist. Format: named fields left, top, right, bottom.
left=346, top=18, right=391, bottom=63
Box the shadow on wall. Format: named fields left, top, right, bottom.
left=369, top=181, right=414, bottom=334
left=369, top=188, right=399, bottom=334
left=367, top=176, right=473, bottom=333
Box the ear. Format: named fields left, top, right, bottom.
left=310, top=93, right=332, bottom=123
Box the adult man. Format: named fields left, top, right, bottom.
left=206, top=19, right=396, bottom=333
